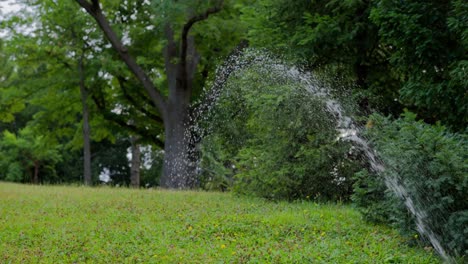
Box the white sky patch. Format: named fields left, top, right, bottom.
left=99, top=167, right=112, bottom=183
left=0, top=0, right=38, bottom=38
left=0, top=0, right=21, bottom=37
left=127, top=145, right=153, bottom=170
left=141, top=146, right=153, bottom=169
left=122, top=30, right=131, bottom=46
left=0, top=0, right=21, bottom=15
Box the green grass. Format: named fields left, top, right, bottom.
left=0, top=182, right=440, bottom=263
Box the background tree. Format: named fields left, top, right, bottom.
left=242, top=0, right=401, bottom=116
left=0, top=40, right=25, bottom=124
left=370, top=0, right=467, bottom=130
left=1, top=0, right=121, bottom=185
left=74, top=0, right=247, bottom=188
left=244, top=0, right=467, bottom=131
left=0, top=127, right=61, bottom=184
left=1, top=0, right=248, bottom=187
left=129, top=134, right=141, bottom=188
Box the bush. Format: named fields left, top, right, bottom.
left=198, top=136, right=234, bottom=192
left=352, top=112, right=467, bottom=258
left=199, top=58, right=359, bottom=201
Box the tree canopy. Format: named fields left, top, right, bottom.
left=0, top=0, right=465, bottom=189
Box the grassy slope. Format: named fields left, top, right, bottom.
left=0, top=182, right=440, bottom=263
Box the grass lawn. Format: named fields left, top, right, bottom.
left=0, top=182, right=440, bottom=263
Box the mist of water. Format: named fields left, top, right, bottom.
left=192, top=50, right=453, bottom=262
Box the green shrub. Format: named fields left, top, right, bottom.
left=199, top=60, right=359, bottom=201
left=198, top=136, right=234, bottom=192
left=5, top=162, right=24, bottom=182
left=352, top=112, right=467, bottom=258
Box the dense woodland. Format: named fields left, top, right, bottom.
left=0, top=0, right=466, bottom=258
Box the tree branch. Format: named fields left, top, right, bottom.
left=164, top=24, right=178, bottom=92
left=108, top=113, right=165, bottom=148
left=180, top=1, right=224, bottom=88
left=90, top=94, right=164, bottom=148
left=74, top=0, right=94, bottom=13
left=74, top=0, right=167, bottom=118
left=117, top=76, right=164, bottom=125
left=91, top=0, right=99, bottom=9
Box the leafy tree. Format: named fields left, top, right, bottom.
left=1, top=0, right=133, bottom=185
left=243, top=0, right=402, bottom=116
left=244, top=0, right=467, bottom=131
left=74, top=0, right=247, bottom=188
left=0, top=127, right=61, bottom=184
left=0, top=40, right=25, bottom=124
left=370, top=0, right=467, bottom=131
left=1, top=1, right=88, bottom=183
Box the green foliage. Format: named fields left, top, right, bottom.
left=140, top=148, right=164, bottom=187
left=244, top=0, right=467, bottom=131
left=0, top=127, right=62, bottom=183
left=352, top=112, right=467, bottom=258
left=200, top=57, right=359, bottom=201
left=243, top=0, right=402, bottom=116
left=0, top=182, right=441, bottom=263
left=352, top=170, right=399, bottom=224
left=91, top=138, right=131, bottom=185
left=198, top=136, right=234, bottom=191
left=370, top=0, right=468, bottom=131
left=0, top=40, right=25, bottom=123
left=0, top=0, right=249, bottom=186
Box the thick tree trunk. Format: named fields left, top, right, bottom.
left=79, top=57, right=92, bottom=186
left=130, top=136, right=141, bottom=188
left=160, top=100, right=196, bottom=189
left=160, top=27, right=199, bottom=189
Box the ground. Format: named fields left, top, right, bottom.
left=0, top=182, right=440, bottom=263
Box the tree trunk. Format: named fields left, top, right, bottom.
left=33, top=160, right=39, bottom=184
left=79, top=57, right=92, bottom=186
left=159, top=27, right=199, bottom=189
left=160, top=99, right=196, bottom=189
left=130, top=136, right=141, bottom=188
left=75, top=0, right=222, bottom=189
